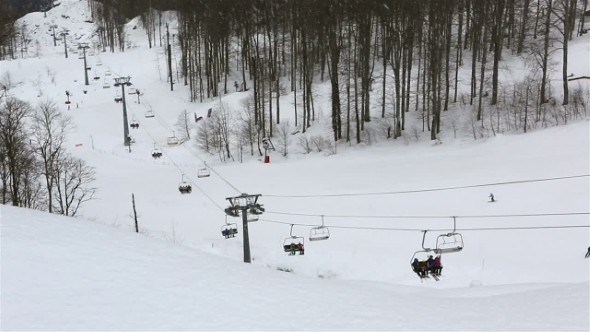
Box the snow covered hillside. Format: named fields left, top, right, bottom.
left=1, top=1, right=589, bottom=329
left=2, top=205, right=589, bottom=330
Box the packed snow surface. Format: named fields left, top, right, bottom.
left=2, top=206, right=589, bottom=330
left=1, top=0, right=589, bottom=330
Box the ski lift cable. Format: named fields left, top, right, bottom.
left=263, top=211, right=590, bottom=220
left=261, top=174, right=590, bottom=198
left=135, top=118, right=225, bottom=212
left=139, top=99, right=242, bottom=194
left=153, top=112, right=241, bottom=193
left=258, top=218, right=590, bottom=232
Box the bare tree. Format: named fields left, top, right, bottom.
left=0, top=71, right=21, bottom=97
left=30, top=100, right=73, bottom=213
left=237, top=97, right=258, bottom=156
left=17, top=158, right=45, bottom=210
left=174, top=109, right=193, bottom=143
left=211, top=102, right=234, bottom=161
left=53, top=153, right=97, bottom=217
left=194, top=118, right=215, bottom=155
left=0, top=97, right=33, bottom=206
left=195, top=102, right=236, bottom=162
left=552, top=0, right=578, bottom=105
left=45, top=66, right=57, bottom=85
left=275, top=120, right=291, bottom=157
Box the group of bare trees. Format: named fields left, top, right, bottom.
left=0, top=0, right=18, bottom=60
left=0, top=0, right=56, bottom=59
left=0, top=96, right=97, bottom=216
left=86, top=0, right=128, bottom=52
left=169, top=0, right=589, bottom=148
left=4, top=0, right=589, bottom=163
left=166, top=0, right=586, bottom=160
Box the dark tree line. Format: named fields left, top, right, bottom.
left=1, top=0, right=52, bottom=18
left=165, top=0, right=589, bottom=151
left=0, top=0, right=53, bottom=60
left=3, top=0, right=588, bottom=159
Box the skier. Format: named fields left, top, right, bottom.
left=489, top=193, right=495, bottom=202
left=297, top=242, right=304, bottom=255
left=433, top=255, right=442, bottom=276
left=585, top=246, right=590, bottom=259
left=412, top=258, right=424, bottom=278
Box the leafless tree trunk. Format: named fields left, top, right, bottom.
left=0, top=97, right=33, bottom=206
left=30, top=100, right=73, bottom=213
left=174, top=109, right=194, bottom=143
left=53, top=154, right=96, bottom=217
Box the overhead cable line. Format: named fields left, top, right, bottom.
left=133, top=113, right=225, bottom=212
left=140, top=100, right=242, bottom=194
left=259, top=218, right=590, bottom=232
left=264, top=211, right=590, bottom=219
left=262, top=174, right=590, bottom=198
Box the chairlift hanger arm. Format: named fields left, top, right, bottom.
left=421, top=230, right=430, bottom=251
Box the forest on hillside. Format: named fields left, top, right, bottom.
left=1, top=0, right=589, bottom=148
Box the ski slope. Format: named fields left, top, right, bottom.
left=1, top=1, right=589, bottom=329
left=2, top=205, right=589, bottom=331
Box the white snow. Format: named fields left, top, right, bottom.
left=1, top=0, right=589, bottom=330
left=2, top=205, right=589, bottom=330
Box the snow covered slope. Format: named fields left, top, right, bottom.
left=1, top=205, right=589, bottom=331
left=1, top=3, right=589, bottom=329
left=1, top=0, right=589, bottom=285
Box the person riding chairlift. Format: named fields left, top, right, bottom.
left=297, top=242, right=304, bottom=255
left=433, top=255, right=442, bottom=276
left=412, top=258, right=424, bottom=278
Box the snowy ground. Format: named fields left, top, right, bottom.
left=1, top=1, right=590, bottom=330
left=2, top=206, right=589, bottom=331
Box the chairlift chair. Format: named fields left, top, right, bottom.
left=167, top=132, right=179, bottom=146
left=433, top=217, right=464, bottom=255
left=309, top=216, right=330, bottom=241
left=96, top=59, right=102, bottom=66
left=128, top=87, right=137, bottom=95
left=197, top=163, right=210, bottom=178
left=145, top=108, right=155, bottom=118
left=114, top=90, right=123, bottom=103
left=93, top=70, right=100, bottom=81
left=130, top=119, right=139, bottom=129
left=151, top=148, right=162, bottom=159
left=178, top=174, right=192, bottom=194
left=409, top=230, right=439, bottom=281
left=221, top=222, right=238, bottom=239
left=247, top=213, right=259, bottom=222
left=283, top=225, right=305, bottom=255
left=78, top=52, right=84, bottom=59
left=102, top=78, right=111, bottom=89
left=151, top=143, right=162, bottom=159
left=410, top=250, right=441, bottom=281
left=105, top=68, right=111, bottom=76
left=434, top=233, right=464, bottom=254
